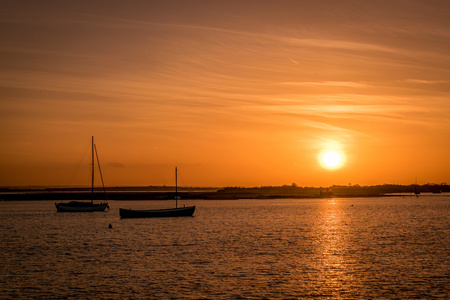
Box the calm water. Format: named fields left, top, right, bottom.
left=1, top=196, right=449, bottom=299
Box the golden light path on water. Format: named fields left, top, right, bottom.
left=315, top=199, right=355, bottom=295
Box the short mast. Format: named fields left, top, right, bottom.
left=175, top=166, right=178, bottom=208
left=91, top=136, right=94, bottom=204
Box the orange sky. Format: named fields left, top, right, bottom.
left=1, top=1, right=449, bottom=187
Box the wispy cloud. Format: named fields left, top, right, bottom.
left=404, top=79, right=450, bottom=85
left=280, top=81, right=369, bottom=88
left=280, top=37, right=397, bottom=53
left=108, top=162, right=125, bottom=168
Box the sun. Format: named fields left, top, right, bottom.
left=319, top=150, right=344, bottom=169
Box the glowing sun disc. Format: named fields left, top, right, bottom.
left=321, top=151, right=343, bottom=168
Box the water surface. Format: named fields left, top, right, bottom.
left=1, top=196, right=449, bottom=299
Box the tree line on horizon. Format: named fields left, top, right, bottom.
left=218, top=183, right=449, bottom=196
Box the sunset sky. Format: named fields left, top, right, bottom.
left=1, top=0, right=449, bottom=187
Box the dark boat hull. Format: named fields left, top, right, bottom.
left=119, top=206, right=195, bottom=219
left=55, top=201, right=109, bottom=212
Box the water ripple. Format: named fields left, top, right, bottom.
left=0, top=197, right=449, bottom=299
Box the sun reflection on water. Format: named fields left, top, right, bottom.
left=315, top=198, right=356, bottom=296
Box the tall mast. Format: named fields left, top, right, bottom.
left=91, top=136, right=94, bottom=204
left=175, top=166, right=178, bottom=208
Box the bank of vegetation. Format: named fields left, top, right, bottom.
left=0, top=183, right=448, bottom=201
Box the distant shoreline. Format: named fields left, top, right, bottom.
left=0, top=191, right=392, bottom=201
left=1, top=184, right=448, bottom=201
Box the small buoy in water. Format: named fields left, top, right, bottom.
left=108, top=224, right=113, bottom=229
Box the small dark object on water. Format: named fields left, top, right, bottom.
left=108, top=224, right=112, bottom=229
